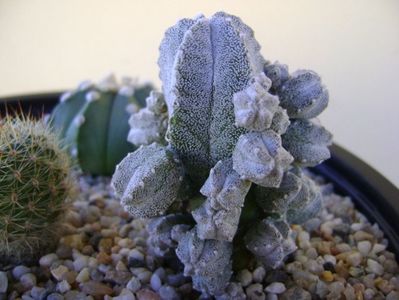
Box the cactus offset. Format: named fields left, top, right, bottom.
left=51, top=74, right=152, bottom=175
left=112, top=12, right=333, bottom=296
left=0, top=116, right=73, bottom=268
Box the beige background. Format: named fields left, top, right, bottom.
left=0, top=0, right=398, bottom=187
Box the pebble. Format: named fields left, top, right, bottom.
left=127, top=277, right=141, bottom=292
left=158, top=285, right=180, bottom=300
left=253, top=266, right=266, bottom=283
left=51, top=265, right=69, bottom=281
left=0, top=272, right=7, bottom=293
left=39, top=253, right=59, bottom=267
left=12, top=265, right=31, bottom=280
left=246, top=283, right=265, bottom=300
left=128, top=249, right=145, bottom=268
left=80, top=281, right=113, bottom=297
left=280, top=287, right=311, bottom=300
left=346, top=252, right=363, bottom=267
left=73, top=256, right=89, bottom=271
left=237, top=269, right=253, bottom=287
left=264, top=282, right=286, bottom=294
left=20, top=273, right=37, bottom=289
left=136, top=289, right=160, bottom=300
left=76, top=267, right=90, bottom=283
left=56, top=280, right=71, bottom=293
left=367, top=259, right=384, bottom=275
left=357, top=240, right=372, bottom=256
left=47, top=293, right=64, bottom=300
left=387, top=291, right=399, bottom=300
left=320, top=271, right=334, bottom=282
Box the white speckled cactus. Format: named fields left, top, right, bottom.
left=112, top=12, right=333, bottom=296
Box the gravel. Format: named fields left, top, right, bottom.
left=2, top=174, right=398, bottom=299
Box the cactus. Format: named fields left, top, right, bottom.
left=0, top=116, right=72, bottom=268
left=51, top=74, right=152, bottom=176
left=112, top=12, right=333, bottom=296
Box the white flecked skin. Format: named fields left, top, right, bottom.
left=244, top=218, right=297, bottom=269
left=233, top=73, right=281, bottom=132
left=176, top=227, right=233, bottom=297
left=127, top=91, right=168, bottom=146
left=159, top=12, right=265, bottom=184
left=282, top=119, right=333, bottom=167
left=255, top=168, right=322, bottom=224
left=192, top=159, right=251, bottom=241
left=111, top=143, right=184, bottom=218
left=232, top=130, right=294, bottom=187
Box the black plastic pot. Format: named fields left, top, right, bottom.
left=1, top=93, right=399, bottom=257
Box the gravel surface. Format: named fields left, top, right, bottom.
left=1, top=175, right=398, bottom=300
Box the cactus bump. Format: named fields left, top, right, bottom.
left=112, top=12, right=333, bottom=296
left=0, top=116, right=73, bottom=268
left=51, top=74, right=152, bottom=176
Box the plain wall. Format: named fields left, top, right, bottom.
left=0, top=0, right=398, bottom=187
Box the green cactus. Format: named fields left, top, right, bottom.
left=51, top=74, right=152, bottom=176
left=0, top=116, right=73, bottom=268
left=112, top=12, right=333, bottom=296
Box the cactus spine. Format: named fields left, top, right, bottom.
left=0, top=116, right=72, bottom=268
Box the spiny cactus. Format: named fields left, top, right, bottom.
left=0, top=116, right=72, bottom=268
left=112, top=12, right=333, bottom=296
left=51, top=74, right=152, bottom=176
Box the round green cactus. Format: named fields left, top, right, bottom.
left=51, top=74, right=152, bottom=176
left=0, top=116, right=73, bottom=268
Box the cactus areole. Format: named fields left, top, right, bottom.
left=112, top=12, right=333, bottom=296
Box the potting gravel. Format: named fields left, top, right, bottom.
left=1, top=175, right=399, bottom=300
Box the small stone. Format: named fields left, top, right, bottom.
left=118, top=238, right=135, bottom=248
left=237, top=269, right=252, bottom=287
left=387, top=291, right=399, bottom=300
left=99, top=238, right=114, bottom=253
left=74, top=255, right=90, bottom=272
left=80, top=281, right=113, bottom=297
left=304, top=259, right=323, bottom=274
left=62, top=234, right=85, bottom=250
left=113, top=290, right=136, bottom=300
left=51, top=265, right=69, bottom=281
left=252, top=266, right=266, bottom=283
left=47, top=293, right=64, bottom=300
left=367, top=259, right=384, bottom=275
left=136, top=289, right=160, bottom=300
left=363, top=288, right=376, bottom=300
left=56, top=280, right=71, bottom=293
left=320, top=271, right=334, bottom=282
left=357, top=240, right=372, bottom=256
left=39, top=253, right=59, bottom=267
left=315, top=280, right=328, bottom=298
left=116, top=261, right=128, bottom=272
left=12, top=265, right=31, bottom=280
left=127, top=277, right=141, bottom=292
left=246, top=283, right=265, bottom=300
left=150, top=274, right=162, bottom=292
left=346, top=252, right=363, bottom=267
left=159, top=285, right=180, bottom=300
left=76, top=268, right=90, bottom=283
left=97, top=252, right=112, bottom=264
left=0, top=272, right=7, bottom=293
left=305, top=247, right=318, bottom=259
left=376, top=278, right=393, bottom=294
left=353, top=231, right=373, bottom=241
left=265, top=282, right=286, bottom=294
left=280, top=287, right=311, bottom=300
left=298, top=231, right=310, bottom=249
left=137, top=270, right=152, bottom=283
left=128, top=249, right=145, bottom=268
left=30, top=286, right=47, bottom=300
left=81, top=245, right=95, bottom=256
left=20, top=273, right=37, bottom=288
left=266, top=294, right=278, bottom=300
left=348, top=267, right=364, bottom=277
left=56, top=245, right=73, bottom=259
left=343, top=284, right=356, bottom=300
left=371, top=243, right=386, bottom=255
